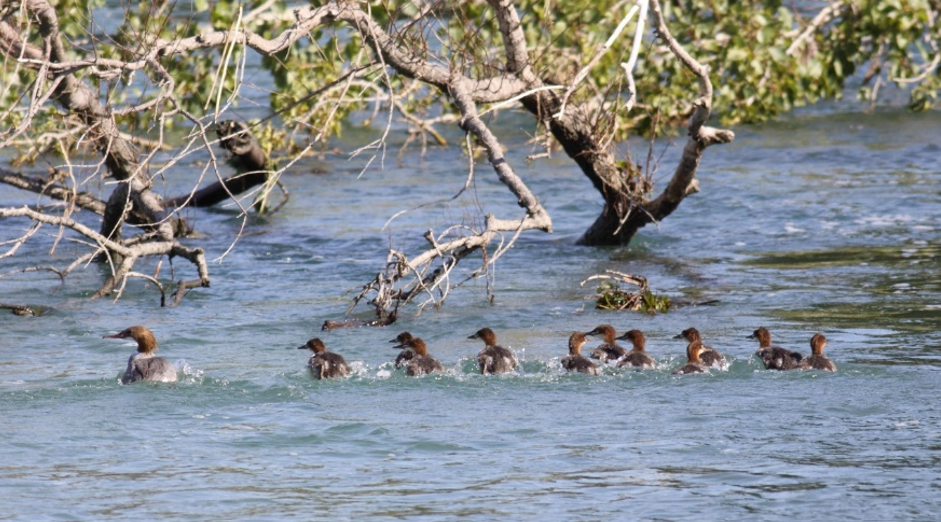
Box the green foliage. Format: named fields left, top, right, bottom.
left=594, top=280, right=671, bottom=313
left=512, top=0, right=939, bottom=129
left=2, top=0, right=938, bottom=160
left=596, top=280, right=635, bottom=310
left=640, top=289, right=672, bottom=314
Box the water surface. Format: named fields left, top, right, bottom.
left=1, top=107, right=939, bottom=520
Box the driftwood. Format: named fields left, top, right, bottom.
left=581, top=271, right=675, bottom=313
left=580, top=271, right=653, bottom=311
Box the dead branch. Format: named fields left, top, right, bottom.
left=557, top=2, right=642, bottom=117
left=640, top=0, right=735, bottom=211
left=0, top=206, right=209, bottom=301
left=580, top=270, right=650, bottom=311
left=786, top=1, right=846, bottom=57
left=0, top=167, right=106, bottom=215
left=1, top=0, right=175, bottom=249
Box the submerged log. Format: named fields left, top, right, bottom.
left=0, top=303, right=50, bottom=316
left=321, top=310, right=397, bottom=331
left=165, top=121, right=272, bottom=209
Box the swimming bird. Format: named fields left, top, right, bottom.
left=614, top=329, right=655, bottom=369
left=467, top=327, right=517, bottom=375
left=673, top=340, right=707, bottom=375
left=395, top=337, right=444, bottom=376
left=298, top=338, right=350, bottom=379
left=586, top=324, right=627, bottom=362
left=748, top=327, right=802, bottom=370
left=561, top=332, right=601, bottom=375
left=674, top=328, right=725, bottom=368
left=389, top=331, right=415, bottom=368
left=104, top=326, right=178, bottom=384
left=800, top=333, right=837, bottom=372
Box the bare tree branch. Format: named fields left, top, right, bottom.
left=0, top=167, right=106, bottom=214
left=0, top=206, right=209, bottom=301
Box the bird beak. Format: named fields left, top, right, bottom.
left=467, top=334, right=478, bottom=340
left=297, top=345, right=307, bottom=350
left=103, top=333, right=121, bottom=339
left=672, top=333, right=683, bottom=339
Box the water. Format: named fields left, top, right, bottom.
left=1, top=106, right=940, bottom=520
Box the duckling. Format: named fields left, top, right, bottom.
left=673, top=340, right=707, bottom=375
left=298, top=338, right=350, bottom=379
left=614, top=329, right=655, bottom=369
left=467, top=327, right=517, bottom=375
left=749, top=327, right=802, bottom=370
left=389, top=331, right=415, bottom=368
left=586, top=324, right=627, bottom=362
left=395, top=337, right=444, bottom=376
left=561, top=332, right=601, bottom=375
left=674, top=327, right=725, bottom=368
left=104, top=326, right=178, bottom=384
left=800, top=333, right=837, bottom=372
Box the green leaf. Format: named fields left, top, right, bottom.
left=727, top=48, right=749, bottom=62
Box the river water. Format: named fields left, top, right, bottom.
left=1, top=104, right=939, bottom=520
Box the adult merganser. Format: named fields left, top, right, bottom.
left=614, top=329, right=655, bottom=369
left=674, top=328, right=725, bottom=368
left=467, top=327, right=518, bottom=375
left=561, top=332, right=601, bottom=375
left=673, top=340, right=707, bottom=375
left=389, top=331, right=415, bottom=368
left=104, top=326, right=177, bottom=384
left=298, top=338, right=350, bottom=379
left=394, top=337, right=444, bottom=376
left=800, top=333, right=837, bottom=372
left=748, top=327, right=802, bottom=370
left=586, top=324, right=627, bottom=362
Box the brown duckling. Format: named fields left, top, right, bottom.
left=586, top=324, right=627, bottom=362
left=561, top=332, right=601, bottom=375
left=673, top=340, right=707, bottom=375
left=395, top=337, right=444, bottom=376
left=298, top=338, right=350, bottom=379
left=389, top=331, right=415, bottom=369
left=749, top=327, right=802, bottom=370
left=674, top=327, right=725, bottom=368
left=467, top=327, right=518, bottom=375
left=104, top=326, right=178, bottom=384
left=800, top=333, right=837, bottom=372
left=615, top=329, right=655, bottom=369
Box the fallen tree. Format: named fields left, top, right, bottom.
left=1, top=0, right=935, bottom=313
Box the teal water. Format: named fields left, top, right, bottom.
left=1, top=108, right=940, bottom=520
